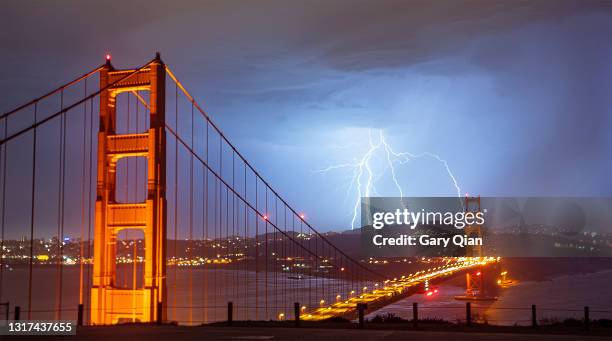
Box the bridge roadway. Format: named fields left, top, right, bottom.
left=302, top=257, right=498, bottom=321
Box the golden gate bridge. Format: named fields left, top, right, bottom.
left=0, top=54, right=496, bottom=325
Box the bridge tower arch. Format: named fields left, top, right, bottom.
left=91, top=54, right=167, bottom=324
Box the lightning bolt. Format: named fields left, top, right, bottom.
left=315, top=129, right=462, bottom=229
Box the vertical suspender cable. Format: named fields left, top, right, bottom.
left=27, top=103, right=38, bottom=320
left=0, top=116, right=7, bottom=302
left=172, top=83, right=178, bottom=321
left=264, top=186, right=268, bottom=318
left=86, top=94, right=94, bottom=324
left=57, top=89, right=67, bottom=319
left=225, top=184, right=229, bottom=312
left=126, top=93, right=131, bottom=290
left=79, top=79, right=87, bottom=309
left=243, top=161, right=247, bottom=320
left=131, top=92, right=138, bottom=322
left=274, top=197, right=277, bottom=315
left=188, top=101, right=194, bottom=324
left=255, top=177, right=258, bottom=320
left=201, top=123, right=206, bottom=322
left=218, top=130, right=223, bottom=316
left=55, top=94, right=64, bottom=319
left=299, top=216, right=303, bottom=305
left=232, top=151, right=236, bottom=304
left=200, top=119, right=206, bottom=323
left=283, top=205, right=287, bottom=312
left=204, top=117, right=209, bottom=322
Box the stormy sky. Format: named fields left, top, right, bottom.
left=1, top=0, right=612, bottom=231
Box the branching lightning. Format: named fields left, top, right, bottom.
left=315, top=129, right=462, bottom=229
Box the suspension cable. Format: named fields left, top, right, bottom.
left=0, top=66, right=103, bottom=121
left=0, top=59, right=156, bottom=147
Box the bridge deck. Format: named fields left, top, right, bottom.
left=303, top=258, right=498, bottom=321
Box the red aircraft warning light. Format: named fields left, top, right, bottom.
left=300, top=213, right=305, bottom=219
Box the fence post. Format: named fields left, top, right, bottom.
left=77, top=304, right=84, bottom=326
left=584, top=306, right=589, bottom=330
left=294, top=302, right=300, bottom=327
left=412, top=302, right=418, bottom=328
left=465, top=302, right=471, bottom=326
left=531, top=304, right=537, bottom=328
left=357, top=303, right=366, bottom=329
left=156, top=301, right=163, bottom=325
left=227, top=302, right=233, bottom=326
left=14, top=306, right=20, bottom=321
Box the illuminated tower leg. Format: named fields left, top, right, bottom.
left=91, top=55, right=167, bottom=324
left=464, top=195, right=484, bottom=298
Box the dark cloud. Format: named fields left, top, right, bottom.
left=291, top=0, right=612, bottom=71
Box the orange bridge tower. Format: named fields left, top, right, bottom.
left=461, top=195, right=497, bottom=300
left=464, top=196, right=483, bottom=258
left=91, top=54, right=167, bottom=324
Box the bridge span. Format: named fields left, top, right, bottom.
left=303, top=257, right=498, bottom=321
